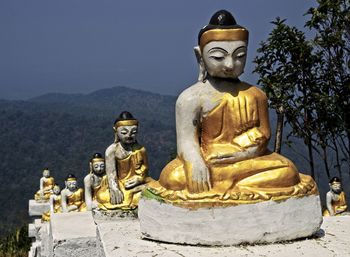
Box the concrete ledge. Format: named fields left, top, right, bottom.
left=138, top=195, right=323, bottom=246
left=29, top=199, right=50, bottom=217
left=97, top=215, right=350, bottom=257
left=49, top=211, right=97, bottom=257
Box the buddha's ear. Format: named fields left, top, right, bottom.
left=89, top=162, right=93, bottom=174
left=194, top=46, right=206, bottom=82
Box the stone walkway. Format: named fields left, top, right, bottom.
left=97, top=216, right=350, bottom=257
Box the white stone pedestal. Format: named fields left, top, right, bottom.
left=138, top=195, right=323, bottom=246
left=49, top=211, right=97, bottom=257
left=29, top=199, right=50, bottom=217
left=97, top=215, right=350, bottom=257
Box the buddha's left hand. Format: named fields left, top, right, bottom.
left=125, top=176, right=142, bottom=189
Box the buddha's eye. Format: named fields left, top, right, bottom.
left=236, top=52, right=246, bottom=58
left=210, top=56, right=225, bottom=61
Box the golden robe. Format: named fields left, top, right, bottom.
left=102, top=146, right=151, bottom=210
left=151, top=83, right=317, bottom=204
left=323, top=191, right=348, bottom=216
left=34, top=177, right=55, bottom=201
left=64, top=188, right=84, bottom=211
left=41, top=195, right=61, bottom=221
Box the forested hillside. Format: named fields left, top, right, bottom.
left=0, top=86, right=176, bottom=235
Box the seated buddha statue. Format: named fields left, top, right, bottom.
left=42, top=184, right=61, bottom=221
left=323, top=177, right=348, bottom=216
left=60, top=174, right=85, bottom=212
left=105, top=111, right=153, bottom=210
left=34, top=168, right=55, bottom=202
left=81, top=153, right=114, bottom=211
left=148, top=10, right=317, bottom=204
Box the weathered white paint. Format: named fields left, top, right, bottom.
left=138, top=195, right=323, bottom=246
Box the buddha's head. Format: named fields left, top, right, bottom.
left=43, top=168, right=50, bottom=178
left=113, top=111, right=138, bottom=145
left=53, top=184, right=61, bottom=195
left=65, top=174, right=78, bottom=192
left=90, top=152, right=105, bottom=176
left=329, top=177, right=342, bottom=194
left=195, top=10, right=249, bottom=81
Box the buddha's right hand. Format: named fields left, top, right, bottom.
left=110, top=187, right=124, bottom=205
left=186, top=159, right=211, bottom=193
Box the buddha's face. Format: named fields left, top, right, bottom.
left=117, top=125, right=138, bottom=145
left=43, top=169, right=50, bottom=178
left=202, top=40, right=247, bottom=79
left=92, top=160, right=105, bottom=176
left=330, top=182, right=342, bottom=194
left=53, top=186, right=60, bottom=195
left=66, top=180, right=78, bottom=191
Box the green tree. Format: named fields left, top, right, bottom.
left=254, top=18, right=318, bottom=178
left=305, top=0, right=350, bottom=177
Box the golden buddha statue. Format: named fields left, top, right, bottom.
left=42, top=184, right=61, bottom=221
left=34, top=168, right=55, bottom=202
left=60, top=174, right=85, bottom=212
left=105, top=111, right=153, bottom=210
left=81, top=153, right=116, bottom=211
left=323, top=177, right=348, bottom=216
left=147, top=10, right=317, bottom=206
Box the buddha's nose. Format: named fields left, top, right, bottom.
left=224, top=58, right=234, bottom=72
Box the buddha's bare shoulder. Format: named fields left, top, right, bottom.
left=176, top=82, right=205, bottom=106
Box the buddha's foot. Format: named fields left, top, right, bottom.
left=146, top=173, right=318, bottom=208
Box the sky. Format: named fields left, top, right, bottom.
left=0, top=0, right=316, bottom=100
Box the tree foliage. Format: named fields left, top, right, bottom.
left=254, top=18, right=318, bottom=177
left=254, top=0, right=350, bottom=180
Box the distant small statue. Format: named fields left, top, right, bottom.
left=82, top=153, right=112, bottom=211
left=61, top=174, right=85, bottom=213
left=42, top=184, right=61, bottom=221
left=34, top=168, right=55, bottom=202
left=105, top=111, right=152, bottom=210
left=323, top=177, right=348, bottom=216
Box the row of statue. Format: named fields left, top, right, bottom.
left=34, top=111, right=153, bottom=221
left=34, top=9, right=347, bottom=222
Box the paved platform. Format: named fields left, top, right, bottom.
left=49, top=211, right=98, bottom=257
left=97, top=215, right=350, bottom=257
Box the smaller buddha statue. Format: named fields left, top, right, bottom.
left=105, top=111, right=153, bottom=210
left=34, top=168, right=55, bottom=202
left=323, top=177, right=348, bottom=216
left=82, top=153, right=111, bottom=211
left=42, top=184, right=61, bottom=221
left=60, top=174, right=85, bottom=213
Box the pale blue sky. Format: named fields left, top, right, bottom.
left=0, top=0, right=316, bottom=99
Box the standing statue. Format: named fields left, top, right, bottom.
left=139, top=10, right=322, bottom=246
left=34, top=168, right=55, bottom=202
left=60, top=174, right=85, bottom=213
left=42, top=184, right=61, bottom=221
left=323, top=177, right=348, bottom=216
left=105, top=111, right=152, bottom=210
left=82, top=153, right=116, bottom=211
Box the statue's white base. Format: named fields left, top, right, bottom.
left=49, top=211, right=97, bottom=257
left=28, top=219, right=50, bottom=257
left=97, top=215, right=350, bottom=257
left=28, top=199, right=50, bottom=217
left=138, top=195, right=323, bottom=246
